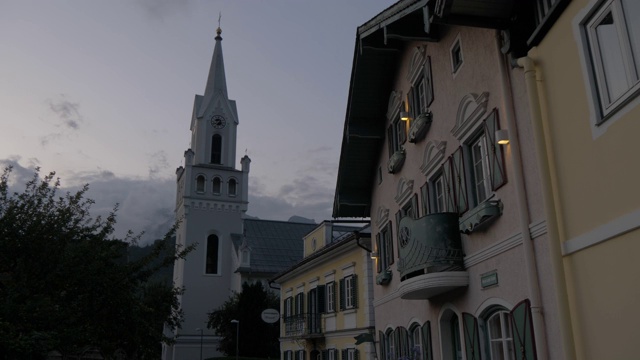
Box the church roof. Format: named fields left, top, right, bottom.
left=236, top=219, right=317, bottom=275
left=198, top=26, right=228, bottom=118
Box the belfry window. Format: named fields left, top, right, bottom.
left=228, top=178, right=237, bottom=196
left=212, top=177, right=221, bottom=194
left=196, top=175, right=206, bottom=193
left=211, top=134, right=222, bottom=164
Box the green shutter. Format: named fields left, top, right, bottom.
left=462, top=312, right=481, bottom=360
left=484, top=110, right=507, bottom=190
left=341, top=349, right=347, bottom=360
left=387, top=125, right=395, bottom=158
left=333, top=349, right=339, bottom=360
left=421, top=182, right=430, bottom=216
left=379, top=331, right=386, bottom=360
left=354, top=349, right=360, bottom=360
left=387, top=221, right=394, bottom=266
left=399, top=327, right=409, bottom=357
left=376, top=233, right=382, bottom=273
left=421, top=321, right=433, bottom=360
left=442, top=159, right=456, bottom=212
left=321, top=350, right=328, bottom=360
left=511, top=299, right=537, bottom=360
left=395, top=210, right=402, bottom=248
left=451, top=146, right=468, bottom=213
left=424, top=57, right=434, bottom=107
left=352, top=275, right=358, bottom=308
left=317, top=285, right=326, bottom=313
left=411, top=193, right=419, bottom=219
left=339, top=278, right=345, bottom=311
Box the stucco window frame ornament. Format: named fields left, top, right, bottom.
left=375, top=205, right=390, bottom=228
left=420, top=140, right=447, bottom=176
left=395, top=177, right=415, bottom=206
left=386, top=90, right=403, bottom=121
left=451, top=92, right=490, bottom=140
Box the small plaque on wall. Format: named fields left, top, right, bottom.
left=481, top=271, right=498, bottom=289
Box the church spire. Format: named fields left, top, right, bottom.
left=199, top=22, right=227, bottom=117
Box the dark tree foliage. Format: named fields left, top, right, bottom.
left=207, top=281, right=280, bottom=358
left=0, top=167, right=194, bottom=359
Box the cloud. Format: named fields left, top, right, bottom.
left=135, top=0, right=190, bottom=20
left=41, top=94, right=85, bottom=147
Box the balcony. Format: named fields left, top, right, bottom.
left=283, top=313, right=323, bottom=339
left=397, top=213, right=468, bottom=300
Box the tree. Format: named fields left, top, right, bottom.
left=207, top=281, right=280, bottom=358
left=0, top=167, right=194, bottom=359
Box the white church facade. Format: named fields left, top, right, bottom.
left=162, top=26, right=316, bottom=359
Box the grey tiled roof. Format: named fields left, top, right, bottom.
left=238, top=219, right=317, bottom=275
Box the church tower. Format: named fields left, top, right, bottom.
left=164, top=25, right=250, bottom=360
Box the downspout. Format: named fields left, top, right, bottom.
left=516, top=56, right=576, bottom=360
left=496, top=33, right=548, bottom=360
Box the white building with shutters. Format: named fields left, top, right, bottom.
left=333, top=1, right=570, bottom=359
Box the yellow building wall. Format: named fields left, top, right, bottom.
left=527, top=0, right=640, bottom=358
left=279, top=239, right=373, bottom=357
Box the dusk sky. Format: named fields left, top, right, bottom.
left=0, top=1, right=392, bottom=243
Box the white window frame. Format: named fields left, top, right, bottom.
left=326, top=281, right=335, bottom=312
left=484, top=310, right=515, bottom=360
left=346, top=348, right=356, bottom=360
left=585, top=0, right=640, bottom=119
left=450, top=35, right=464, bottom=76
left=345, top=275, right=356, bottom=309
left=469, top=132, right=491, bottom=205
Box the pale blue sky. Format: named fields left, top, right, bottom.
left=0, top=0, right=392, bottom=242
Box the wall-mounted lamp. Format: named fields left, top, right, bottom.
left=399, top=111, right=411, bottom=121
left=495, top=129, right=510, bottom=145
left=370, top=251, right=379, bottom=259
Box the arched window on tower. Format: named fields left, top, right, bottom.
left=212, top=177, right=221, bottom=195
left=211, top=134, right=222, bottom=164
left=206, top=234, right=219, bottom=274
left=228, top=178, right=237, bottom=196
left=196, top=175, right=206, bottom=193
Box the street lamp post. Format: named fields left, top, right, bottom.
left=195, top=328, right=203, bottom=360
left=231, top=320, right=239, bottom=360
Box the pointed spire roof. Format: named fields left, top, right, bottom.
left=199, top=26, right=227, bottom=117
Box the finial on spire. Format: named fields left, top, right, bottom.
left=216, top=12, right=222, bottom=38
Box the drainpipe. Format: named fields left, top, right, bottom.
left=496, top=33, right=548, bottom=359
left=516, top=56, right=576, bottom=360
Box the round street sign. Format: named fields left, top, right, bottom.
left=261, top=308, right=280, bottom=323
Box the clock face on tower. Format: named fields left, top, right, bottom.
left=210, top=115, right=226, bottom=129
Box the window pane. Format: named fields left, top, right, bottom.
left=594, top=11, right=629, bottom=102
left=622, top=0, right=640, bottom=76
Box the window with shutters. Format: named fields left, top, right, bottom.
left=386, top=329, right=396, bottom=360
left=396, top=195, right=418, bottom=240
left=342, top=348, right=358, bottom=360
left=340, top=275, right=358, bottom=310
left=388, top=115, right=407, bottom=157
left=295, top=350, right=306, bottom=360
left=284, top=296, right=293, bottom=335
left=444, top=110, right=506, bottom=215
left=440, top=310, right=463, bottom=360
left=409, top=324, right=423, bottom=360
left=307, top=286, right=325, bottom=334
left=582, top=0, right=640, bottom=122
left=326, top=282, right=336, bottom=313
left=322, top=349, right=338, bottom=360
left=284, top=350, right=293, bottom=360
left=375, top=222, right=394, bottom=274
left=408, top=56, right=434, bottom=118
